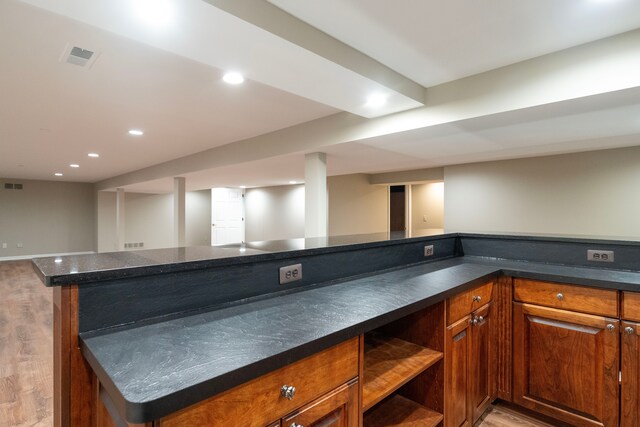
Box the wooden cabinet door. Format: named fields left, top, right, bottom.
left=282, top=379, right=358, bottom=427
left=445, top=315, right=471, bottom=427
left=513, top=303, right=619, bottom=427
left=468, top=303, right=492, bottom=424
left=621, top=321, right=640, bottom=427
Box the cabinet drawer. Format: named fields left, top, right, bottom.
left=447, top=281, right=494, bottom=325
left=158, top=338, right=359, bottom=427
left=513, top=278, right=618, bottom=317
left=623, top=292, right=640, bottom=322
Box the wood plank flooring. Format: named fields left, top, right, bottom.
left=0, top=259, right=553, bottom=427
left=0, top=261, right=53, bottom=427
left=476, top=404, right=556, bottom=427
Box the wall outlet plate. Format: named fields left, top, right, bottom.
left=587, top=249, right=614, bottom=262
left=280, top=264, right=302, bottom=284
left=424, top=245, right=434, bottom=257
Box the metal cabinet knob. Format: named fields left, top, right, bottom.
left=556, top=293, right=564, bottom=301
left=470, top=315, right=485, bottom=326
left=472, top=295, right=482, bottom=302
left=625, top=326, right=635, bottom=335
left=281, top=385, right=296, bottom=400
left=606, top=324, right=616, bottom=332
left=291, top=424, right=304, bottom=427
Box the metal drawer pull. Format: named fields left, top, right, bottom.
left=556, top=293, right=564, bottom=301
left=291, top=424, right=304, bottom=427
left=625, top=326, right=635, bottom=335
left=606, top=324, right=616, bottom=332
left=472, top=295, right=482, bottom=302
left=281, top=385, right=296, bottom=400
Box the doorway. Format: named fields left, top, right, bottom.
left=389, top=185, right=407, bottom=237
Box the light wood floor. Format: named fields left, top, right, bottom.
left=0, top=260, right=554, bottom=427
left=0, top=261, right=53, bottom=427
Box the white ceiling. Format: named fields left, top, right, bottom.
left=3, top=0, right=640, bottom=192
left=269, top=0, right=640, bottom=87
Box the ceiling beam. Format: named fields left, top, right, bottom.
left=95, top=29, right=640, bottom=191
left=204, top=0, right=426, bottom=105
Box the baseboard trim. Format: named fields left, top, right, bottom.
left=0, top=251, right=95, bottom=262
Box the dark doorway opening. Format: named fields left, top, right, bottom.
left=389, top=185, right=406, bottom=235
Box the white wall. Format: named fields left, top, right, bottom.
left=186, top=190, right=212, bottom=246
left=244, top=174, right=389, bottom=242
left=0, top=179, right=94, bottom=257
left=245, top=184, right=305, bottom=242
left=328, top=174, right=388, bottom=236
left=411, top=182, right=444, bottom=233
left=444, top=146, right=640, bottom=239
left=97, top=189, right=211, bottom=252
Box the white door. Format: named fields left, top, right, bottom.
left=211, top=188, right=245, bottom=245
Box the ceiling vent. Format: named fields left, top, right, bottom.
left=3, top=183, right=23, bottom=190
left=60, top=43, right=99, bottom=69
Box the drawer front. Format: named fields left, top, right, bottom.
left=513, top=278, right=618, bottom=317
left=159, top=338, right=359, bottom=427
left=447, top=281, right=494, bottom=325
left=623, top=292, right=640, bottom=322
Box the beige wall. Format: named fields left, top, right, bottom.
left=444, top=146, right=640, bottom=239
left=97, top=189, right=211, bottom=252
left=411, top=182, right=444, bottom=233
left=0, top=178, right=94, bottom=257
left=328, top=174, right=388, bottom=236
left=245, top=184, right=305, bottom=242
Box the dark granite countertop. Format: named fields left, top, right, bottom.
left=80, top=256, right=640, bottom=423
left=32, top=231, right=450, bottom=286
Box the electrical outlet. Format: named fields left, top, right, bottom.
left=1, top=243, right=6, bottom=249
left=279, top=264, right=302, bottom=284
left=587, top=249, right=614, bottom=263
left=424, top=245, right=434, bottom=257
left=16, top=242, right=23, bottom=248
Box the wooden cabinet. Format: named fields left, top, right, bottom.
left=445, top=314, right=471, bottom=427
left=621, top=321, right=640, bottom=427
left=283, top=379, right=359, bottom=427
left=158, top=338, right=359, bottom=427
left=468, top=303, right=492, bottom=423
left=444, top=280, right=495, bottom=427
left=513, top=302, right=619, bottom=427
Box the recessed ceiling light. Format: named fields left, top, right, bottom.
left=223, top=72, right=245, bottom=85
left=133, top=0, right=174, bottom=27
left=54, top=173, right=63, bottom=176
left=366, top=93, right=388, bottom=108
left=88, top=153, right=99, bottom=158
left=289, top=180, right=297, bottom=184
left=129, top=129, right=144, bottom=136
left=240, top=185, right=246, bottom=189
left=70, top=164, right=79, bottom=168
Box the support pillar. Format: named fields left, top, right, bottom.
left=174, top=177, right=186, bottom=247
left=116, top=188, right=125, bottom=251
left=304, top=152, right=328, bottom=238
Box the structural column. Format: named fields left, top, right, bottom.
left=116, top=188, right=125, bottom=251
left=304, top=152, right=328, bottom=238
left=174, top=177, right=186, bottom=247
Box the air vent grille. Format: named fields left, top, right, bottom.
left=60, top=43, right=99, bottom=68
left=3, top=183, right=23, bottom=190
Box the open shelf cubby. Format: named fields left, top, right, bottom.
left=362, top=302, right=446, bottom=427
left=363, top=335, right=443, bottom=410
left=363, top=395, right=444, bottom=427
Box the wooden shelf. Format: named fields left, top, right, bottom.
left=363, top=395, right=443, bottom=427
left=362, top=335, right=443, bottom=411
